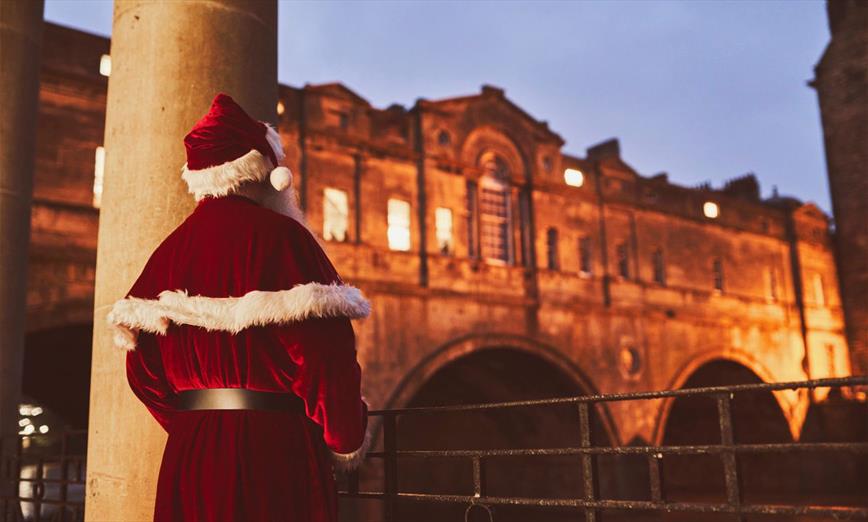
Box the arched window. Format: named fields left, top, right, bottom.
left=478, top=153, right=512, bottom=263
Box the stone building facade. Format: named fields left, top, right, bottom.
left=26, top=22, right=854, bottom=450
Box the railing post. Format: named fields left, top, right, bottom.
left=647, top=452, right=665, bottom=503
left=716, top=393, right=746, bottom=522
left=383, top=413, right=398, bottom=522
left=578, top=402, right=600, bottom=522
left=60, top=432, right=69, bottom=522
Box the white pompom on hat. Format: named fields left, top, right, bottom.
left=270, top=166, right=293, bottom=191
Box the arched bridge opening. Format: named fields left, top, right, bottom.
left=391, top=347, right=617, bottom=522
left=661, top=359, right=801, bottom=511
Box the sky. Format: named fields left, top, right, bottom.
left=45, top=0, right=834, bottom=212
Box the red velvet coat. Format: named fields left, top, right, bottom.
left=108, top=194, right=370, bottom=522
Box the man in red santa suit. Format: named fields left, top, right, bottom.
left=106, top=93, right=371, bottom=522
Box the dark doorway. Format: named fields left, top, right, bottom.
left=23, top=323, right=93, bottom=430
left=388, top=348, right=615, bottom=521
left=661, top=360, right=802, bottom=516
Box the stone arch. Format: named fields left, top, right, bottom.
left=652, top=349, right=803, bottom=445
left=385, top=335, right=624, bottom=520
left=656, top=358, right=810, bottom=504
left=384, top=332, right=619, bottom=445
left=460, top=126, right=529, bottom=185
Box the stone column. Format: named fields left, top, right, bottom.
left=86, top=1, right=276, bottom=520
left=0, top=0, right=44, bottom=496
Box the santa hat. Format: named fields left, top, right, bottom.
left=181, top=93, right=293, bottom=200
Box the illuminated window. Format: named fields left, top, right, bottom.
left=276, top=100, right=285, bottom=116
left=93, top=146, right=105, bottom=208
left=652, top=248, right=666, bottom=285
left=322, top=188, right=348, bottom=241
left=387, top=198, right=411, bottom=251
left=546, top=227, right=559, bottom=270
left=435, top=207, right=453, bottom=254
left=712, top=257, right=724, bottom=292
left=564, top=168, right=584, bottom=187
left=579, top=237, right=592, bottom=275
left=703, top=201, right=720, bottom=219
left=99, top=54, right=111, bottom=77
left=479, top=154, right=511, bottom=263
left=812, top=273, right=825, bottom=306
left=616, top=242, right=630, bottom=279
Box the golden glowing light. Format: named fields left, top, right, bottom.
left=276, top=100, right=285, bottom=116
left=703, top=201, right=720, bottom=219
left=564, top=168, right=584, bottom=187
left=99, top=54, right=111, bottom=77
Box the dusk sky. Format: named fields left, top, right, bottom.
left=45, top=0, right=834, bottom=212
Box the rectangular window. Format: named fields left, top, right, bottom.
left=323, top=188, right=349, bottom=242
left=435, top=207, right=453, bottom=254
left=387, top=198, right=411, bottom=251
left=546, top=228, right=559, bottom=270
left=466, top=181, right=478, bottom=258
left=99, top=54, right=111, bottom=77
left=713, top=257, right=724, bottom=292
left=764, top=267, right=778, bottom=301
left=652, top=248, right=666, bottom=285
left=579, top=237, right=592, bottom=275
left=813, top=272, right=825, bottom=306
left=479, top=184, right=510, bottom=263
left=616, top=242, right=630, bottom=279
left=93, top=146, right=105, bottom=208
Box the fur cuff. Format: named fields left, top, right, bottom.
left=331, top=427, right=373, bottom=474
left=181, top=149, right=273, bottom=201
left=107, top=282, right=371, bottom=351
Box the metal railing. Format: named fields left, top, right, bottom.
left=340, top=376, right=868, bottom=521
left=1, top=430, right=86, bottom=522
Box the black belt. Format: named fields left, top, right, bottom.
left=177, top=388, right=306, bottom=413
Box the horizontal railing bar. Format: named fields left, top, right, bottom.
left=339, top=492, right=868, bottom=518
left=14, top=477, right=87, bottom=485
left=0, top=498, right=85, bottom=507
left=364, top=441, right=868, bottom=459
left=369, top=376, right=867, bottom=416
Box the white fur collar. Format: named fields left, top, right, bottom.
left=108, top=282, right=371, bottom=351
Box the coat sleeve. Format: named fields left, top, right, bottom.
left=272, top=219, right=371, bottom=471
left=126, top=331, right=176, bottom=432
left=275, top=317, right=369, bottom=471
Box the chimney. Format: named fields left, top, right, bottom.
left=586, top=138, right=620, bottom=160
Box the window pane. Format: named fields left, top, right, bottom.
left=435, top=207, right=453, bottom=254
left=653, top=249, right=665, bottom=285
left=323, top=188, right=348, bottom=242
left=546, top=228, right=559, bottom=270
left=713, top=258, right=724, bottom=291
left=617, top=243, right=629, bottom=279
left=479, top=182, right=510, bottom=262
left=388, top=198, right=411, bottom=251
left=93, top=146, right=105, bottom=208
left=579, top=237, right=592, bottom=275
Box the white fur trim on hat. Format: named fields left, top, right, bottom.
left=107, top=282, right=371, bottom=351
left=181, top=149, right=273, bottom=201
